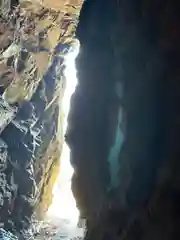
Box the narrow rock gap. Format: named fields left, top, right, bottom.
left=34, top=42, right=84, bottom=239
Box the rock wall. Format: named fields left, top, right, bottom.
left=0, top=0, right=82, bottom=237
left=66, top=0, right=180, bottom=239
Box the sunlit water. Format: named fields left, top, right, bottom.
left=42, top=43, right=84, bottom=239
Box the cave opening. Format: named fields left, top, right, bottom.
left=47, top=42, right=79, bottom=222
left=41, top=42, right=84, bottom=239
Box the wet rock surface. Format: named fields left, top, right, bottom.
left=0, top=228, right=17, bottom=240
left=0, top=0, right=83, bottom=237
left=0, top=68, right=62, bottom=235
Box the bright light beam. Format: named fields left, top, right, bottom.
left=47, top=42, right=80, bottom=226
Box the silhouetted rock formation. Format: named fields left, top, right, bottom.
left=66, top=0, right=180, bottom=239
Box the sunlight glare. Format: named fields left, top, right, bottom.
left=47, top=42, right=80, bottom=226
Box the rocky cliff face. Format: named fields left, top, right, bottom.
left=0, top=0, right=82, bottom=237
left=66, top=0, right=180, bottom=239
left=1, top=0, right=180, bottom=239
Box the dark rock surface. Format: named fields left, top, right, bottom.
left=66, top=0, right=180, bottom=239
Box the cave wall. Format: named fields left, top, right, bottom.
left=0, top=0, right=82, bottom=237
left=67, top=0, right=180, bottom=239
